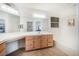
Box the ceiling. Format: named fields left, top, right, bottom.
left=14, top=3, right=76, bottom=17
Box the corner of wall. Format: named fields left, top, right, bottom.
left=55, top=41, right=79, bottom=56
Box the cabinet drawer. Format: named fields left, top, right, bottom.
left=41, top=35, right=48, bottom=39
left=47, top=36, right=53, bottom=42
left=0, top=43, right=5, bottom=56
left=48, top=39, right=53, bottom=43
left=25, top=36, right=34, bottom=40
left=47, top=35, right=53, bottom=47
left=48, top=42, right=53, bottom=46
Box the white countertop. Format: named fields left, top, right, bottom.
left=0, top=32, right=52, bottom=44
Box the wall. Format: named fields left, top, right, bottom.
left=55, top=4, right=79, bottom=55
left=43, top=4, right=79, bottom=55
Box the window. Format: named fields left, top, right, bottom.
left=27, top=21, right=33, bottom=32
left=0, top=19, right=5, bottom=33
left=35, top=21, right=41, bottom=31
left=50, top=17, right=59, bottom=28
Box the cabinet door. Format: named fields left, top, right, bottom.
left=25, top=36, right=34, bottom=51
left=47, top=35, right=53, bottom=47
left=41, top=35, right=48, bottom=48
left=33, top=36, right=40, bottom=49
left=0, top=43, right=5, bottom=56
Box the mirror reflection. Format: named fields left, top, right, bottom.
left=0, top=3, right=47, bottom=33
left=0, top=3, right=20, bottom=33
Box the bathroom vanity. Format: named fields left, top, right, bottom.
left=25, top=35, right=53, bottom=51
left=0, top=32, right=53, bottom=56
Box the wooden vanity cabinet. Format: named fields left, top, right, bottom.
left=0, top=42, right=6, bottom=56
left=25, top=35, right=53, bottom=51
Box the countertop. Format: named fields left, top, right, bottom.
left=0, top=32, right=52, bottom=44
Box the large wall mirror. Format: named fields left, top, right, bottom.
left=0, top=3, right=20, bottom=33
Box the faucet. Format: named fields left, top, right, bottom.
left=36, top=25, right=41, bottom=33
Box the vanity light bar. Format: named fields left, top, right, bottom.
left=0, top=4, right=19, bottom=16
left=33, top=13, right=46, bottom=19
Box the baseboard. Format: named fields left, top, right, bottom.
left=55, top=41, right=79, bottom=56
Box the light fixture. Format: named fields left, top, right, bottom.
left=33, top=13, right=46, bottom=19
left=0, top=4, right=19, bottom=16
left=68, top=19, right=75, bottom=26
